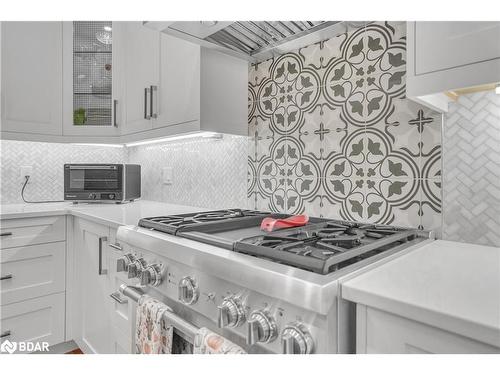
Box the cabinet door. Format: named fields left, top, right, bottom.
left=73, top=219, right=112, bottom=353
left=62, top=21, right=120, bottom=137
left=107, top=229, right=134, bottom=353
left=415, top=22, right=500, bottom=75
left=154, top=33, right=200, bottom=129
left=122, top=22, right=160, bottom=135
left=1, top=22, right=62, bottom=135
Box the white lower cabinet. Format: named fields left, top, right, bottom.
left=356, top=305, right=500, bottom=354
left=73, top=218, right=113, bottom=353
left=0, top=292, right=65, bottom=349
left=0, top=242, right=66, bottom=305
left=72, top=219, right=134, bottom=353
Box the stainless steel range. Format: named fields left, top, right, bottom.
left=116, top=209, right=434, bottom=354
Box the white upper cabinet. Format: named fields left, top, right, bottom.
left=154, top=33, right=200, bottom=129
left=62, top=21, right=120, bottom=137
left=414, top=22, right=500, bottom=75
left=1, top=22, right=63, bottom=136
left=121, top=22, right=159, bottom=135
left=1, top=21, right=247, bottom=143
left=407, top=21, right=500, bottom=112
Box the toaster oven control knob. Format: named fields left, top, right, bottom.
left=217, top=295, right=245, bottom=328
left=246, top=310, right=278, bottom=346
left=89, top=193, right=97, bottom=200
left=127, top=257, right=146, bottom=279
left=109, top=193, right=115, bottom=200
left=178, top=276, right=199, bottom=305
left=139, top=264, right=163, bottom=287
left=281, top=322, right=314, bottom=354
left=117, top=253, right=135, bottom=272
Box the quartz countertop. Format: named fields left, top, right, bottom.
left=341, top=240, right=500, bottom=348
left=0, top=200, right=208, bottom=228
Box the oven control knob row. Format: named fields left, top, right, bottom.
left=217, top=295, right=246, bottom=328
left=178, top=276, right=199, bottom=305
left=127, top=257, right=147, bottom=279
left=116, top=253, right=135, bottom=272
left=246, top=310, right=278, bottom=346
left=281, top=322, right=314, bottom=354
left=139, top=264, right=163, bottom=287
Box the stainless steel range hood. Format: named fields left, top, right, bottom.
left=144, top=21, right=367, bottom=63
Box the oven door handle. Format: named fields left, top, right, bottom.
left=120, top=284, right=199, bottom=341
left=69, top=165, right=118, bottom=170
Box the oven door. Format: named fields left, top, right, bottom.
left=64, top=164, right=123, bottom=200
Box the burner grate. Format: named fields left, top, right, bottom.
left=234, top=221, right=420, bottom=274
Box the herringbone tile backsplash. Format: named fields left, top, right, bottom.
left=443, top=91, right=500, bottom=247
left=0, top=141, right=127, bottom=203
left=0, top=136, right=249, bottom=209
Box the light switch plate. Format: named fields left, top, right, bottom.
left=162, top=167, right=173, bottom=185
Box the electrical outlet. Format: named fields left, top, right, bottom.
left=20, top=166, right=33, bottom=182
left=162, top=167, right=173, bottom=185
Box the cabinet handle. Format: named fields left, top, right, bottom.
left=98, top=236, right=108, bottom=275
left=150, top=85, right=158, bottom=119
left=0, top=330, right=11, bottom=339
left=0, top=274, right=13, bottom=281
left=144, top=87, right=151, bottom=120
left=109, top=242, right=123, bottom=251
left=110, top=292, right=128, bottom=304
left=0, top=232, right=12, bottom=237
left=113, top=99, right=118, bottom=127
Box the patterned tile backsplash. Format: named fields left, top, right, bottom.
left=247, top=21, right=443, bottom=233
left=442, top=91, right=500, bottom=247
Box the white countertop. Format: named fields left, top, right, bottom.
left=0, top=200, right=208, bottom=228
left=341, top=240, right=500, bottom=348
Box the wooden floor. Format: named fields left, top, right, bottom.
left=66, top=348, right=84, bottom=354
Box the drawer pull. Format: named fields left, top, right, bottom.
left=109, top=242, right=123, bottom=251
left=110, top=292, right=128, bottom=304
left=98, top=236, right=108, bottom=275
left=0, top=274, right=13, bottom=281
left=0, top=232, right=13, bottom=237
left=0, top=330, right=11, bottom=338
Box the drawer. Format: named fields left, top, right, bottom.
left=0, top=216, right=66, bottom=249
left=0, top=242, right=66, bottom=305
left=0, top=292, right=65, bottom=352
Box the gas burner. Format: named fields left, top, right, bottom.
left=191, top=209, right=246, bottom=223
left=138, top=209, right=273, bottom=235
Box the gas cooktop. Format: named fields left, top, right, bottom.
left=138, top=209, right=429, bottom=275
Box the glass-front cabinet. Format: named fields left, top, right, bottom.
left=63, top=21, right=122, bottom=137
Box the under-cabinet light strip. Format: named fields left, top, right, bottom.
left=124, top=132, right=220, bottom=147
left=71, top=143, right=124, bottom=148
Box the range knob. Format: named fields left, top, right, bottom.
left=139, top=264, right=163, bottom=287
left=217, top=295, right=246, bottom=328
left=281, top=322, right=314, bottom=354
left=127, top=257, right=147, bottom=279
left=89, top=193, right=97, bottom=200
left=178, top=276, right=199, bottom=305
left=246, top=310, right=278, bottom=346
left=116, top=253, right=135, bottom=272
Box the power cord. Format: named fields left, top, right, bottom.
left=21, top=175, right=65, bottom=204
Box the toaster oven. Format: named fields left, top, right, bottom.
left=64, top=164, right=141, bottom=203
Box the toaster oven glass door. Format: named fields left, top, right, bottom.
left=65, top=165, right=123, bottom=192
